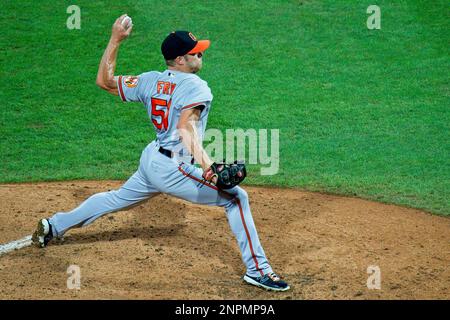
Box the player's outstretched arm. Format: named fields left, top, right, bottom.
left=96, top=14, right=133, bottom=95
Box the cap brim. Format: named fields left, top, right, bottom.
left=188, top=40, right=210, bottom=54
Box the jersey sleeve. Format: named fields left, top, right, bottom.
left=179, top=78, right=213, bottom=111
left=116, top=72, right=155, bottom=103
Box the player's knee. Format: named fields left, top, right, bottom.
left=93, top=189, right=122, bottom=205
left=109, top=189, right=129, bottom=202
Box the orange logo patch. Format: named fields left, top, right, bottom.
left=124, top=76, right=139, bottom=88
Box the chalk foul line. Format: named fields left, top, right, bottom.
left=0, top=235, right=32, bottom=256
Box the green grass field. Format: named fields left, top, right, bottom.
left=1, top=1, right=449, bottom=215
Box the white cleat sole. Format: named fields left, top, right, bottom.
left=243, top=275, right=290, bottom=292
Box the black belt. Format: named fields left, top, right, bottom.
left=158, top=147, right=173, bottom=158
left=159, top=147, right=195, bottom=164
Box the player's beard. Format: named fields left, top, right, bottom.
left=186, top=58, right=202, bottom=74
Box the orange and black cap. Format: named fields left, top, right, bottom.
left=161, top=31, right=210, bottom=60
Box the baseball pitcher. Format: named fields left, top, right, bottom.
left=32, top=14, right=289, bottom=292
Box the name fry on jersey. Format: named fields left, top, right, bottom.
left=157, top=81, right=177, bottom=95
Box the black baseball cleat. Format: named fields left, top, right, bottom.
left=31, top=219, right=54, bottom=248
left=243, top=272, right=290, bottom=292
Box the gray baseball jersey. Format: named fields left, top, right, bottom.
left=117, top=70, right=213, bottom=157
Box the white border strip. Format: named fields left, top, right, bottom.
left=0, top=235, right=32, bottom=256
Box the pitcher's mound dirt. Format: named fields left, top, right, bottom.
left=0, top=181, right=448, bottom=299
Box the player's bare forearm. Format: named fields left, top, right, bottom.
left=96, top=38, right=120, bottom=94
left=178, top=108, right=213, bottom=171
left=96, top=14, right=133, bottom=95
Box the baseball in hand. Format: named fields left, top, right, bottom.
left=121, top=15, right=132, bottom=29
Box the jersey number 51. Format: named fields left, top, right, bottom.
left=151, top=97, right=171, bottom=131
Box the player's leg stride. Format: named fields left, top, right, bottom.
left=32, top=14, right=290, bottom=292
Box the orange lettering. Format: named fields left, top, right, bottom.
left=157, top=81, right=164, bottom=94
left=170, top=83, right=176, bottom=95
left=156, top=81, right=176, bottom=96
left=163, top=82, right=170, bottom=95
